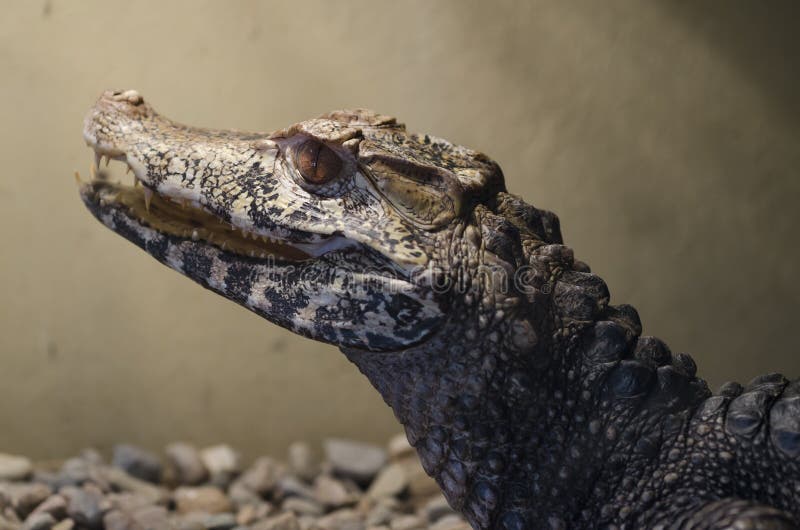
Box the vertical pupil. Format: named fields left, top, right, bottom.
left=299, top=141, right=320, bottom=181
left=301, top=142, right=319, bottom=171
left=297, top=139, right=341, bottom=184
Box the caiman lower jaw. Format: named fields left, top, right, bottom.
left=77, top=156, right=321, bottom=262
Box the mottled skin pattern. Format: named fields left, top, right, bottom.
left=79, top=91, right=799, bottom=529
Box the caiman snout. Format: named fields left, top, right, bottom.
left=86, top=89, right=148, bottom=123
left=83, top=89, right=153, bottom=159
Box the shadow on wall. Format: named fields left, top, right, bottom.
left=656, top=0, right=799, bottom=128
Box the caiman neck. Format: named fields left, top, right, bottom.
left=342, top=307, right=537, bottom=524
left=343, top=242, right=711, bottom=529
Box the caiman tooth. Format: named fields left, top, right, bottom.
left=74, top=171, right=82, bottom=184
left=94, top=152, right=101, bottom=171
left=143, top=188, right=153, bottom=211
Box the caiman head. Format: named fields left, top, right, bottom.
left=80, top=90, right=561, bottom=352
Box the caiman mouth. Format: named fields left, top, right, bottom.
left=77, top=145, right=362, bottom=263
left=79, top=171, right=311, bottom=261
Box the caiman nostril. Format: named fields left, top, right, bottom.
left=107, top=89, right=142, bottom=105
left=122, top=89, right=143, bottom=105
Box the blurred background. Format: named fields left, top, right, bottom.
left=0, top=0, right=797, bottom=460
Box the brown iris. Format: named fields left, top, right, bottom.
left=295, top=138, right=343, bottom=185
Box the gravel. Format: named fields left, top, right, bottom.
left=20, top=513, right=55, bottom=530
left=0, top=456, right=32, bottom=482
left=0, top=435, right=467, bottom=530
left=28, top=495, right=66, bottom=521
left=236, top=458, right=282, bottom=498
left=281, top=497, right=322, bottom=518
left=165, top=444, right=208, bottom=487
left=386, top=436, right=414, bottom=462
left=285, top=444, right=315, bottom=484
left=174, top=487, right=233, bottom=515
left=61, top=484, right=107, bottom=530
left=251, top=512, right=299, bottom=530
left=0, top=483, right=52, bottom=518
left=112, top=445, right=162, bottom=484
left=323, top=440, right=386, bottom=485
left=421, top=496, right=455, bottom=523
left=366, top=464, right=407, bottom=500
left=311, top=475, right=354, bottom=509
left=200, top=446, right=241, bottom=489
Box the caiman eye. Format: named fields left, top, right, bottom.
left=295, top=139, right=343, bottom=185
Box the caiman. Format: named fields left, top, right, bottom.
left=78, top=90, right=800, bottom=529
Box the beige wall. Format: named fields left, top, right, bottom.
left=0, top=1, right=797, bottom=460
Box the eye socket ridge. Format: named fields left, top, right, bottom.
left=294, top=137, right=344, bottom=185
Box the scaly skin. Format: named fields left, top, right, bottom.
left=79, top=90, right=800, bottom=529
